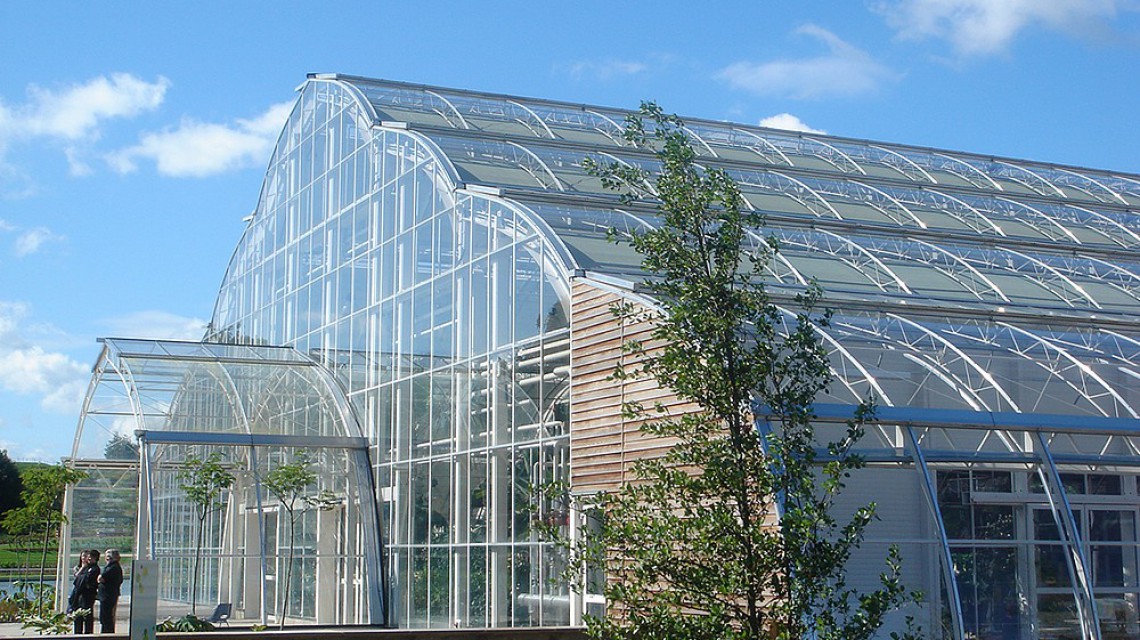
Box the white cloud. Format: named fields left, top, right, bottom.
left=0, top=302, right=89, bottom=415
left=101, top=310, right=208, bottom=341
left=0, top=347, right=87, bottom=397
left=0, top=221, right=64, bottom=257
left=0, top=74, right=168, bottom=193
left=0, top=73, right=169, bottom=144
left=717, top=25, right=896, bottom=99
left=107, top=101, right=293, bottom=178
left=876, top=0, right=1125, bottom=56
left=567, top=59, right=650, bottom=80
left=759, top=113, right=826, bottom=134
left=14, top=227, right=63, bottom=257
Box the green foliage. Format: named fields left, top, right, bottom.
left=263, top=451, right=339, bottom=628
left=0, top=583, right=54, bottom=622
left=20, top=608, right=86, bottom=634
left=575, top=103, right=922, bottom=640
left=103, top=433, right=140, bottom=460
left=0, top=450, right=23, bottom=517
left=1, top=464, right=87, bottom=614
left=156, top=614, right=216, bottom=632
left=176, top=452, right=236, bottom=616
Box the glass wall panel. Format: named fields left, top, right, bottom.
left=207, top=81, right=572, bottom=628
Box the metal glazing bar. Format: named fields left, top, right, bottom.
left=1034, top=432, right=1101, bottom=640
left=135, top=430, right=370, bottom=449
left=352, top=448, right=389, bottom=625
left=782, top=402, right=1140, bottom=436
left=904, top=428, right=964, bottom=640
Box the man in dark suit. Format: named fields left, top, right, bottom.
left=97, top=549, right=124, bottom=633
left=70, top=550, right=100, bottom=634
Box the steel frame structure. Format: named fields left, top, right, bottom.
left=66, top=75, right=1140, bottom=638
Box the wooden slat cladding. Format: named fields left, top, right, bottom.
left=569, top=280, right=700, bottom=494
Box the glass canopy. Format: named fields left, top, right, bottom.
left=65, top=338, right=385, bottom=626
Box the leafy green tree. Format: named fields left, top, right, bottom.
left=575, top=103, right=921, bottom=640
left=0, top=450, right=23, bottom=517
left=175, top=452, right=235, bottom=616
left=1, top=464, right=87, bottom=613
left=103, top=434, right=139, bottom=461
left=263, top=451, right=338, bottom=628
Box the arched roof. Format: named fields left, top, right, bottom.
left=72, top=338, right=366, bottom=460
left=299, top=75, right=1140, bottom=323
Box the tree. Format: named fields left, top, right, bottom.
left=103, top=434, right=140, bottom=461
left=263, top=451, right=338, bottom=629
left=1, top=464, right=87, bottom=613
left=175, top=452, right=235, bottom=616
left=574, top=104, right=921, bottom=640
left=0, top=449, right=23, bottom=517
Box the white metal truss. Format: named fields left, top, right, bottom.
left=772, top=228, right=912, bottom=293
left=881, top=185, right=1006, bottom=235
left=864, top=144, right=937, bottom=183
left=727, top=126, right=795, bottom=167
left=987, top=160, right=1067, bottom=197
left=928, top=152, right=1003, bottom=190
left=884, top=236, right=1010, bottom=302
left=988, top=196, right=1081, bottom=243
left=950, top=321, right=1137, bottom=418
left=505, top=100, right=557, bottom=139
left=733, top=169, right=843, bottom=219
left=812, top=179, right=928, bottom=227
left=1052, top=167, right=1128, bottom=205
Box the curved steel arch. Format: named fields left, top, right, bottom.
left=929, top=152, right=1003, bottom=190
left=1052, top=167, right=1128, bottom=205
left=582, top=109, right=628, bottom=145
left=773, top=228, right=912, bottom=294
left=733, top=169, right=842, bottom=219
left=999, top=247, right=1101, bottom=309
left=837, top=179, right=928, bottom=228
left=865, top=144, right=937, bottom=183
left=969, top=322, right=1139, bottom=418
left=1062, top=203, right=1140, bottom=248
left=988, top=160, right=1066, bottom=198
left=505, top=140, right=566, bottom=191
left=801, top=135, right=866, bottom=175
left=506, top=99, right=556, bottom=139
left=826, top=314, right=1002, bottom=414
left=728, top=127, right=795, bottom=166
left=681, top=125, right=718, bottom=158
left=918, top=187, right=1007, bottom=236
left=898, top=237, right=1010, bottom=302
left=990, top=196, right=1081, bottom=244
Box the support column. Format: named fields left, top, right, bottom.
left=1034, top=432, right=1101, bottom=640
left=315, top=505, right=340, bottom=623
left=904, top=427, right=965, bottom=640
left=489, top=360, right=511, bottom=626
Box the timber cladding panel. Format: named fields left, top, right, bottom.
left=568, top=280, right=699, bottom=494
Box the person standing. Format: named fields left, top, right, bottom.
left=97, top=549, right=124, bottom=633
left=70, top=550, right=100, bottom=634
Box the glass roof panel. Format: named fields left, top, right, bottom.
left=73, top=339, right=361, bottom=460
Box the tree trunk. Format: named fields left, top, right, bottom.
left=192, top=512, right=206, bottom=616
left=37, top=518, right=49, bottom=613
left=278, top=509, right=294, bottom=629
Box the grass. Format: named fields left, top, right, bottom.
left=0, top=541, right=57, bottom=572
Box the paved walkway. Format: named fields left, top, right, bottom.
left=0, top=622, right=31, bottom=637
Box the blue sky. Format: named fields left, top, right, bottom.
left=2, top=0, right=1139, bottom=461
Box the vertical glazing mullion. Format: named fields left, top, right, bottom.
left=905, top=427, right=964, bottom=640
left=1035, top=431, right=1101, bottom=640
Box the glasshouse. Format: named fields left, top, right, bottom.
left=63, top=73, right=1140, bottom=639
